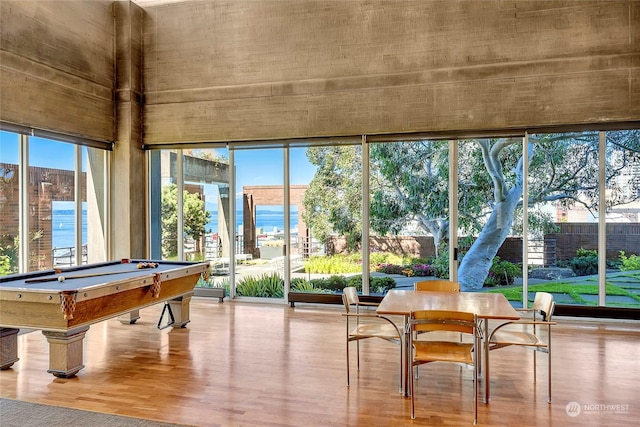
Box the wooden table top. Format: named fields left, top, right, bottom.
left=376, top=289, right=520, bottom=320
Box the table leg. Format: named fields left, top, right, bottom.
left=484, top=318, right=490, bottom=403
left=167, top=292, right=193, bottom=328
left=0, top=328, right=20, bottom=370
left=478, top=319, right=484, bottom=378
left=403, top=314, right=410, bottom=397
left=42, top=326, right=89, bottom=378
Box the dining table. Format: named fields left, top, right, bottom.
left=376, top=289, right=521, bottom=400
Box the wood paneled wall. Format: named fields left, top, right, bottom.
left=0, top=0, right=115, bottom=143
left=141, top=0, right=640, bottom=145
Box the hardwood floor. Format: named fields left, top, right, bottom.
left=1, top=298, right=639, bottom=426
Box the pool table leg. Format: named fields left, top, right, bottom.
left=118, top=310, right=141, bottom=324
left=42, top=326, right=90, bottom=378
left=0, top=328, right=19, bottom=370
left=167, top=292, right=193, bottom=328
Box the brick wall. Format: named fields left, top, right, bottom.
left=327, top=222, right=640, bottom=264
left=546, top=223, right=640, bottom=261
left=0, top=162, right=86, bottom=270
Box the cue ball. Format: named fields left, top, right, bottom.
left=58, top=276, right=65, bottom=282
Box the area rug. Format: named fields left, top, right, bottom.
left=0, top=398, right=189, bottom=427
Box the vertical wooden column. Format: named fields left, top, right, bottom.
left=42, top=326, right=90, bottom=378
left=0, top=328, right=19, bottom=370
left=112, top=1, right=146, bottom=260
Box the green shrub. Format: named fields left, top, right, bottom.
left=303, top=255, right=361, bottom=274
left=345, top=275, right=363, bottom=290
left=307, top=275, right=348, bottom=292
left=290, top=277, right=312, bottom=291
left=236, top=276, right=264, bottom=297
left=429, top=249, right=450, bottom=279
left=0, top=255, right=11, bottom=276
left=568, top=256, right=598, bottom=276
left=484, top=257, right=519, bottom=287
left=619, top=251, right=640, bottom=272
left=372, top=276, right=397, bottom=293
left=261, top=273, right=285, bottom=298
left=576, top=248, right=598, bottom=258
left=324, top=275, right=349, bottom=292
left=369, top=252, right=405, bottom=266
left=236, top=273, right=284, bottom=297
left=345, top=275, right=396, bottom=293
left=376, top=263, right=404, bottom=275
left=568, top=248, right=599, bottom=276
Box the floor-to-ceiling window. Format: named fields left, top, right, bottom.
left=519, top=130, right=640, bottom=310
left=604, top=130, right=640, bottom=308
left=150, top=128, right=640, bottom=315
left=455, top=137, right=525, bottom=294
left=232, top=147, right=285, bottom=298
left=367, top=139, right=450, bottom=293
left=288, top=146, right=319, bottom=285
left=150, top=148, right=231, bottom=289
left=84, top=146, right=109, bottom=264
left=0, top=130, right=109, bottom=275
left=295, top=142, right=363, bottom=295
left=529, top=131, right=602, bottom=306
left=0, top=131, right=20, bottom=275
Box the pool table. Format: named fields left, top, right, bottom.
left=0, top=259, right=209, bottom=378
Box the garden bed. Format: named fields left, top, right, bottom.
left=287, top=292, right=384, bottom=307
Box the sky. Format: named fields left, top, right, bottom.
left=0, top=131, right=317, bottom=195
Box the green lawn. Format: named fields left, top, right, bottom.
left=486, top=271, right=640, bottom=308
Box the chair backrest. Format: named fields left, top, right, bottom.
left=532, top=292, right=555, bottom=321
left=342, top=286, right=360, bottom=313
left=410, top=310, right=477, bottom=335
left=414, top=280, right=460, bottom=293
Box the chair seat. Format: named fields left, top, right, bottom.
left=490, top=329, right=546, bottom=347
left=350, top=323, right=400, bottom=339
left=414, top=330, right=465, bottom=341
left=414, top=340, right=474, bottom=364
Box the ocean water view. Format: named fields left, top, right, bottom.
left=52, top=208, right=298, bottom=249
left=52, top=209, right=87, bottom=249
left=206, top=209, right=299, bottom=235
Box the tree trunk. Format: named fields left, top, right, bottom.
left=458, top=185, right=522, bottom=290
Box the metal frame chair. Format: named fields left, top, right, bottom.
left=486, top=292, right=556, bottom=403
left=413, top=279, right=462, bottom=378
left=342, top=287, right=403, bottom=393
left=408, top=310, right=480, bottom=424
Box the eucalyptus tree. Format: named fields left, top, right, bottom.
left=459, top=131, right=640, bottom=289
left=303, top=131, right=640, bottom=289
left=302, top=145, right=364, bottom=252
